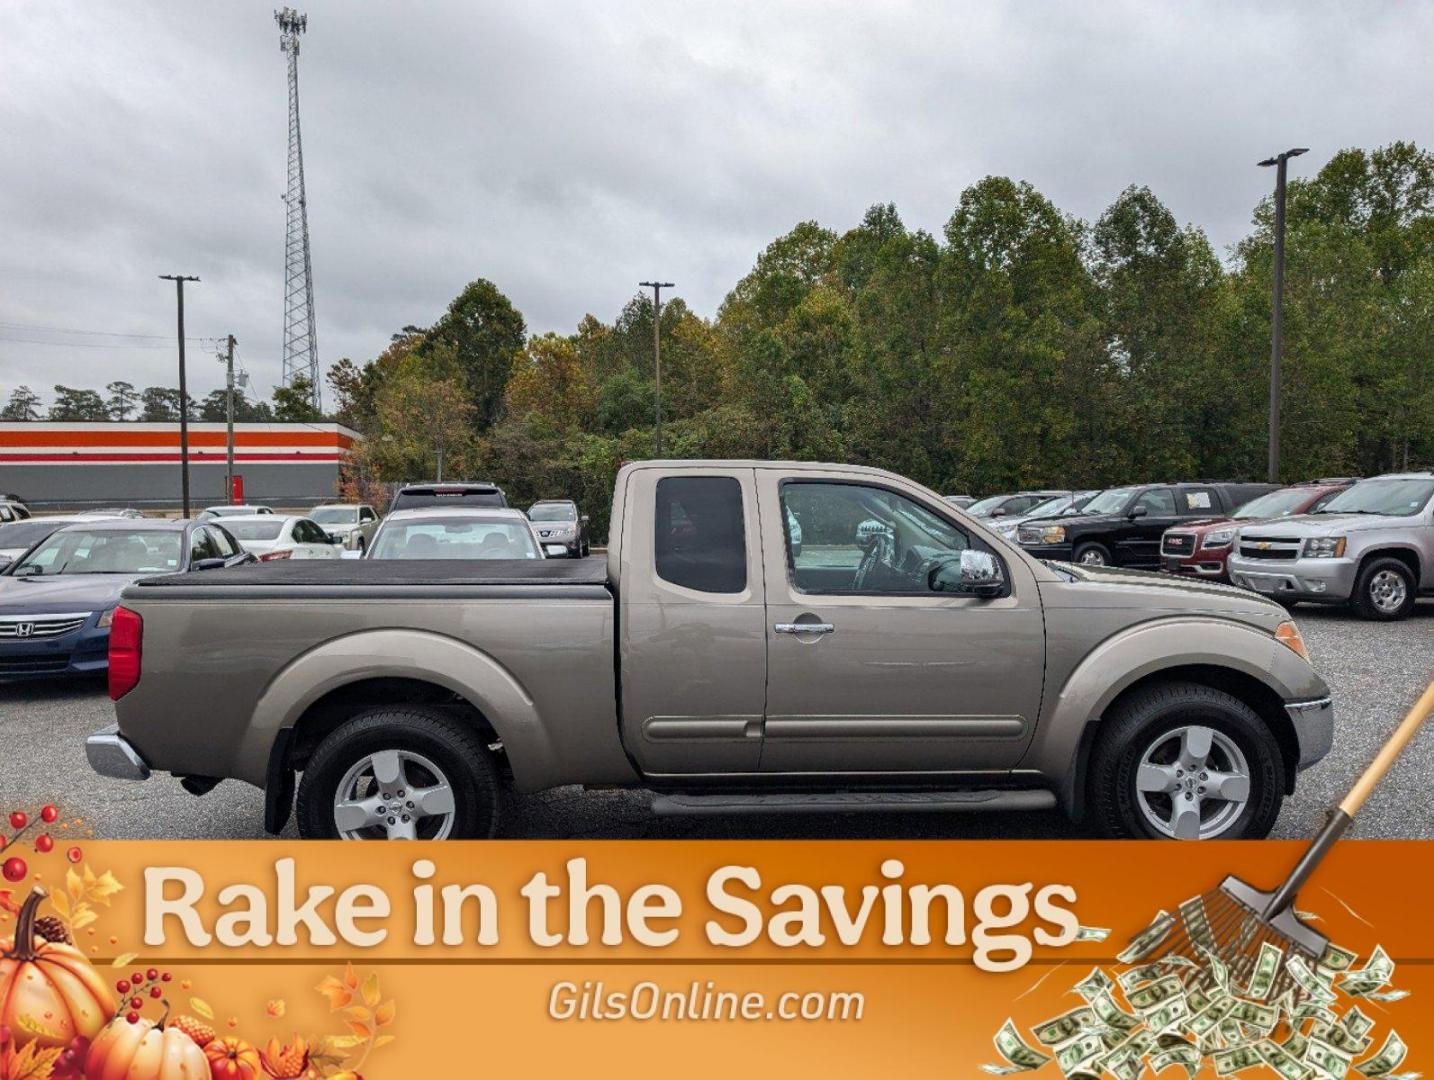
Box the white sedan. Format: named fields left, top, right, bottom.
left=222, top=515, right=342, bottom=562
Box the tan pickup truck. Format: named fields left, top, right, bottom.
left=86, top=460, right=1334, bottom=841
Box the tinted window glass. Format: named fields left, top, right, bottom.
left=225, top=519, right=285, bottom=541
left=1134, top=489, right=1178, bottom=516
left=654, top=477, right=746, bottom=593
left=189, top=528, right=221, bottom=563
left=392, top=487, right=508, bottom=510
left=369, top=518, right=540, bottom=560
left=208, top=527, right=239, bottom=558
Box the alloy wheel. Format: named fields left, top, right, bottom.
left=1134, top=725, right=1251, bottom=840
left=332, top=748, right=456, bottom=840
left=1368, top=569, right=1408, bottom=614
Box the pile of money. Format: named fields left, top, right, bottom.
left=983, top=902, right=1415, bottom=1080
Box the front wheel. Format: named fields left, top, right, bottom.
left=296, top=706, right=500, bottom=839
left=1087, top=682, right=1284, bottom=840
left=1074, top=542, right=1111, bottom=566
left=1351, top=557, right=1415, bottom=621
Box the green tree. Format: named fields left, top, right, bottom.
left=426, top=279, right=527, bottom=429
left=49, top=385, right=108, bottom=420
left=140, top=387, right=193, bottom=421
left=1, top=386, right=42, bottom=421
left=272, top=376, right=323, bottom=422
left=105, top=380, right=139, bottom=421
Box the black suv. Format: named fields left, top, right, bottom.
left=1014, top=482, right=1277, bottom=568
left=389, top=482, right=508, bottom=512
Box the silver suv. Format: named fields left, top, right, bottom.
left=1227, top=471, right=1434, bottom=620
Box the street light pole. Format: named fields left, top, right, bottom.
left=639, top=280, right=674, bottom=457
left=223, top=334, right=237, bottom=503
left=159, top=274, right=200, bottom=516
left=1258, top=148, right=1307, bottom=484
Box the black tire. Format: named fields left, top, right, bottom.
left=1073, top=542, right=1112, bottom=567
left=296, top=706, right=500, bottom=839
left=1087, top=681, right=1284, bottom=840
left=1350, top=557, right=1416, bottom=621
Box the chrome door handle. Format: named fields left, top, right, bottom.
left=774, top=622, right=835, bottom=635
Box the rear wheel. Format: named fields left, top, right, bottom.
left=1074, top=542, right=1111, bottom=567
left=1351, top=557, right=1415, bottom=621
left=1087, top=682, right=1284, bottom=840
left=296, top=706, right=499, bottom=839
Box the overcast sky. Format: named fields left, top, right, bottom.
left=1, top=0, right=1430, bottom=409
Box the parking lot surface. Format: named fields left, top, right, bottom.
left=2, top=603, right=1430, bottom=841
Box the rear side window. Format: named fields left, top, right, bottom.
left=392, top=487, right=508, bottom=510
left=654, top=476, right=746, bottom=593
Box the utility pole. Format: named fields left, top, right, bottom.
left=223, top=334, right=237, bottom=503
left=639, top=280, right=674, bottom=457
left=1258, top=147, right=1307, bottom=483
left=159, top=274, right=200, bottom=517
left=276, top=7, right=322, bottom=411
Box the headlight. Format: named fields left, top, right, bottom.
left=98, top=608, right=115, bottom=629
left=1034, top=525, right=1066, bottom=545
left=1202, top=528, right=1235, bottom=549
left=1274, top=620, right=1310, bottom=662
left=1302, top=536, right=1346, bottom=559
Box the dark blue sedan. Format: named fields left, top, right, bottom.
left=0, top=518, right=253, bottom=680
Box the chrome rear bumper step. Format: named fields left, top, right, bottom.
left=651, top=789, right=1056, bottom=816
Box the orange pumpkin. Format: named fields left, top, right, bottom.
left=0, top=888, right=115, bottom=1050
left=84, top=1013, right=208, bottom=1080
left=204, top=1036, right=262, bottom=1080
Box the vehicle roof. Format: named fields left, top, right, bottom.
left=221, top=513, right=308, bottom=523
left=530, top=499, right=576, bottom=506
left=1367, top=471, right=1434, bottom=480
left=383, top=507, right=530, bottom=522
left=396, top=481, right=502, bottom=491
left=202, top=504, right=273, bottom=511
left=312, top=502, right=369, bottom=508
left=55, top=518, right=191, bottom=532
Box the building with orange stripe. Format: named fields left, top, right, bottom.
left=0, top=422, right=361, bottom=510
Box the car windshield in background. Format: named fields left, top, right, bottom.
left=0, top=521, right=61, bottom=550
left=1021, top=496, right=1069, bottom=519
left=9, top=529, right=182, bottom=576
left=370, top=519, right=540, bottom=560
left=1079, top=488, right=1135, bottom=515
left=1234, top=488, right=1320, bottom=519
left=965, top=496, right=1010, bottom=516
left=310, top=507, right=358, bottom=524
left=1315, top=479, right=1434, bottom=517
left=392, top=488, right=506, bottom=510
left=529, top=504, right=576, bottom=522
left=225, top=520, right=286, bottom=541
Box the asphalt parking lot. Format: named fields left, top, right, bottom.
left=2, top=602, right=1430, bottom=841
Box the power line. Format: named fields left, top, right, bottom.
left=0, top=320, right=194, bottom=341
left=0, top=334, right=226, bottom=350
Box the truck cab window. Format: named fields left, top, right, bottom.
left=781, top=482, right=971, bottom=595
left=1134, top=488, right=1177, bottom=516
left=654, top=476, right=746, bottom=593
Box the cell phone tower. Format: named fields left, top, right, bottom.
left=276, top=7, right=321, bottom=411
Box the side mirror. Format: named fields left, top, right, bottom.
left=929, top=550, right=1005, bottom=597
left=1128, top=505, right=1148, bottom=519
left=191, top=557, right=228, bottom=571
left=990, top=507, right=1008, bottom=518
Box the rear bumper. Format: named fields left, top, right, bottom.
left=1286, top=696, right=1334, bottom=771
left=1227, top=556, right=1358, bottom=601
left=85, top=724, right=151, bottom=781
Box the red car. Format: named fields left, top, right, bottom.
left=1160, top=481, right=1353, bottom=581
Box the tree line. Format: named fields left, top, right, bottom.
left=1, top=378, right=322, bottom=424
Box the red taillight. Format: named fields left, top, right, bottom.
left=258, top=549, right=292, bottom=561
left=108, top=606, right=142, bottom=700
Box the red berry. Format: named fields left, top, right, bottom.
left=8, top=811, right=26, bottom=830
left=116, top=980, right=130, bottom=994
left=35, top=834, right=54, bottom=853
left=149, top=986, right=162, bottom=999
left=66, top=846, right=82, bottom=863
left=161, top=972, right=172, bottom=982
left=1, top=857, right=26, bottom=882
left=40, top=805, right=58, bottom=824
left=131, top=972, right=143, bottom=985
left=126, top=1012, right=139, bottom=1025
left=146, top=967, right=159, bottom=981
left=129, top=997, right=143, bottom=1010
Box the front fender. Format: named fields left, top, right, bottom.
left=1020, top=616, right=1328, bottom=814
left=234, top=628, right=559, bottom=790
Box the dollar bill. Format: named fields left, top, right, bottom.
left=1073, top=967, right=1114, bottom=1002
left=1146, top=996, right=1191, bottom=1034
left=1294, top=1001, right=1339, bottom=1028
left=1319, top=943, right=1358, bottom=972
left=1118, top=911, right=1176, bottom=964
left=1199, top=945, right=1232, bottom=993
left=1128, top=975, right=1185, bottom=1014
left=1355, top=1032, right=1407, bottom=1078
left=1259, top=1038, right=1313, bottom=1080
left=1340, top=946, right=1395, bottom=997
left=1246, top=941, right=1284, bottom=1001
left=1313, top=1021, right=1373, bottom=1057
left=1090, top=991, right=1141, bottom=1034
left=1343, top=1007, right=1376, bottom=1040
left=1056, top=1033, right=1107, bottom=1076
left=1307, top=1037, right=1354, bottom=1080
left=1288, top=955, right=1339, bottom=1005
left=1151, top=1044, right=1200, bottom=1078
left=1282, top=1031, right=1309, bottom=1060
left=1214, top=1044, right=1264, bottom=1076
left=1033, top=1007, right=1098, bottom=1047
left=985, top=1019, right=1053, bottom=1074
left=1363, top=989, right=1409, bottom=1003
left=1188, top=997, right=1236, bottom=1038
left=1227, top=998, right=1279, bottom=1033
left=1075, top=925, right=1112, bottom=942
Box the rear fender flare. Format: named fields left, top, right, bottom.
left=236, top=628, right=556, bottom=790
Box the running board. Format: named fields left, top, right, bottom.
left=650, top=789, right=1056, bottom=817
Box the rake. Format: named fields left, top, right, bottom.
left=1134, top=680, right=1434, bottom=1003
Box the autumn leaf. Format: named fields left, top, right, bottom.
left=266, top=999, right=286, bottom=1019
left=342, top=1006, right=371, bottom=1025
left=342, top=962, right=359, bottom=990
left=65, top=869, right=83, bottom=904
left=344, top=1020, right=371, bottom=1040
left=190, top=997, right=215, bottom=1020
left=315, top=975, right=353, bottom=1011
left=87, top=869, right=124, bottom=905
left=373, top=999, right=396, bottom=1027
left=373, top=1034, right=396, bottom=1049
left=111, top=952, right=138, bottom=968
left=360, top=972, right=381, bottom=1008
left=2, top=1041, right=64, bottom=1080
left=46, top=892, right=69, bottom=920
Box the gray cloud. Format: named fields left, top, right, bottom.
left=2, top=0, right=1430, bottom=407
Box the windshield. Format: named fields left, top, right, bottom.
left=1079, top=488, right=1135, bottom=515
left=528, top=504, right=576, bottom=522
left=0, top=521, right=61, bottom=551
left=225, top=520, right=286, bottom=541
left=10, top=529, right=182, bottom=576
left=965, top=495, right=1012, bottom=516
left=1020, top=495, right=1070, bottom=519
left=310, top=507, right=358, bottom=524
left=370, top=518, right=540, bottom=560
left=1234, top=488, right=1318, bottom=519
left=1315, top=479, right=1434, bottom=517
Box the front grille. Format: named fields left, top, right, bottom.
left=1238, top=536, right=1301, bottom=561
left=1162, top=532, right=1195, bottom=556
left=0, top=613, right=90, bottom=638
left=0, top=656, right=69, bottom=673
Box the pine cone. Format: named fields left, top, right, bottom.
left=33, top=915, right=70, bottom=944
